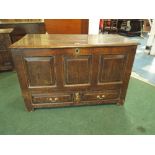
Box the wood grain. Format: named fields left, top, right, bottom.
left=44, top=19, right=88, bottom=34
left=10, top=34, right=138, bottom=111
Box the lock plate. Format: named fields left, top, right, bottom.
left=74, top=92, right=80, bottom=102
left=75, top=48, right=80, bottom=55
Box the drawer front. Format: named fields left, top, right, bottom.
left=32, top=93, right=73, bottom=104
left=81, top=90, right=120, bottom=102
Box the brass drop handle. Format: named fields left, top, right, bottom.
left=49, top=97, right=59, bottom=102
left=49, top=98, right=53, bottom=101
left=54, top=97, right=58, bottom=101
left=97, top=95, right=105, bottom=100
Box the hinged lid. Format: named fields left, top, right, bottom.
left=10, top=34, right=138, bottom=49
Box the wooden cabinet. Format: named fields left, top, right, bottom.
left=0, top=20, right=45, bottom=43
left=10, top=34, right=138, bottom=111
left=0, top=28, right=14, bottom=71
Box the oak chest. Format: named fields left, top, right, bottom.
left=10, top=34, right=138, bottom=111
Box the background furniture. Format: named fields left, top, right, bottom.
left=44, top=19, right=89, bottom=34
left=118, top=19, right=143, bottom=37
left=100, top=19, right=118, bottom=34
left=11, top=34, right=137, bottom=111
left=0, top=19, right=46, bottom=43
left=0, top=28, right=14, bottom=71
left=100, top=19, right=143, bottom=36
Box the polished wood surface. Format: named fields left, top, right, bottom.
left=0, top=28, right=14, bottom=71
left=10, top=34, right=138, bottom=111
left=10, top=34, right=138, bottom=48
left=44, top=19, right=88, bottom=34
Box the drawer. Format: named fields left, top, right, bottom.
left=81, top=90, right=120, bottom=102
left=32, top=93, right=73, bottom=104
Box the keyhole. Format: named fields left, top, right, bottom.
left=75, top=48, right=80, bottom=54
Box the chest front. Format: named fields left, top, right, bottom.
left=12, top=45, right=136, bottom=111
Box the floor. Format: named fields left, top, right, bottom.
left=0, top=72, right=155, bottom=135
left=130, top=33, right=155, bottom=85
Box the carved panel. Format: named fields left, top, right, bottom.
left=24, top=57, right=55, bottom=87
left=98, top=54, right=126, bottom=83
left=64, top=55, right=92, bottom=85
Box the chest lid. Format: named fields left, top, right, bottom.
left=10, top=34, right=138, bottom=49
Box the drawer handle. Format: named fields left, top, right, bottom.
left=54, top=97, right=58, bottom=101
left=49, top=98, right=53, bottom=101
left=97, top=95, right=105, bottom=100
left=49, top=97, right=59, bottom=102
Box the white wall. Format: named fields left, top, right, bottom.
left=88, top=19, right=100, bottom=34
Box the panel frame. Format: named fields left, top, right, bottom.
left=98, top=53, right=127, bottom=84
left=24, top=56, right=56, bottom=87
left=63, top=55, right=92, bottom=86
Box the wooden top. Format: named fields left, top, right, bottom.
left=0, top=28, right=14, bottom=34
left=10, top=34, right=138, bottom=49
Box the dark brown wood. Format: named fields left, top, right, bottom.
left=0, top=28, right=14, bottom=71
left=10, top=34, right=138, bottom=111
left=0, top=20, right=45, bottom=43
left=24, top=57, right=55, bottom=86
left=44, top=19, right=89, bottom=34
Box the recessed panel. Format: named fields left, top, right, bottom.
left=24, top=57, right=55, bottom=86
left=64, top=56, right=92, bottom=85
left=98, top=54, right=126, bottom=83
